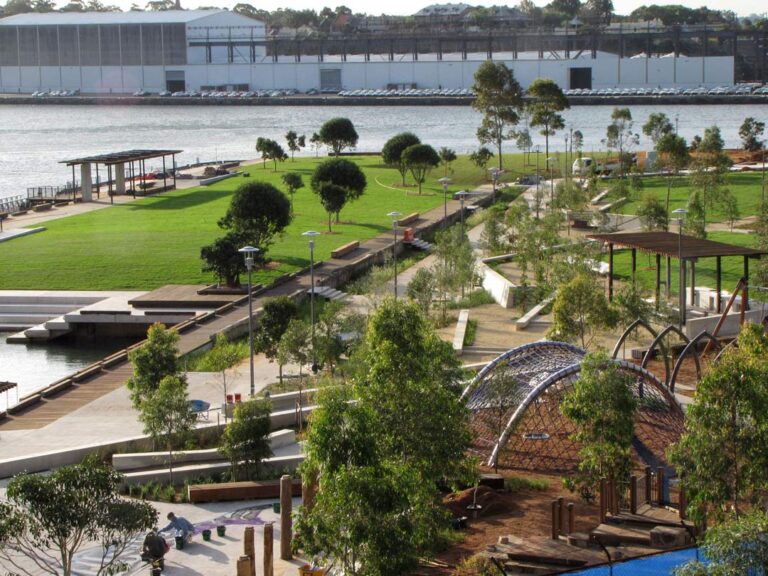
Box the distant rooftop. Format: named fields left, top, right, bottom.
left=0, top=9, right=252, bottom=26
left=415, top=3, right=473, bottom=17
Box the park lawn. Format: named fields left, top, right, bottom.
left=605, top=231, right=758, bottom=297
left=0, top=155, right=468, bottom=291
left=617, top=172, right=765, bottom=223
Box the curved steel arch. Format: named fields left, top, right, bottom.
left=486, top=357, right=681, bottom=469
left=669, top=330, right=722, bottom=394
left=611, top=318, right=660, bottom=360
left=641, top=324, right=694, bottom=387
left=713, top=338, right=738, bottom=365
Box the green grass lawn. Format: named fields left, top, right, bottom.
left=616, top=172, right=766, bottom=224
left=1, top=154, right=521, bottom=291
left=605, top=231, right=758, bottom=296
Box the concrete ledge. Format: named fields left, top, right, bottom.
left=516, top=294, right=554, bottom=330
left=331, top=240, right=360, bottom=259
left=398, top=212, right=419, bottom=226
left=452, top=309, right=470, bottom=355
left=0, top=226, right=46, bottom=244
left=200, top=172, right=239, bottom=186
left=479, top=261, right=516, bottom=308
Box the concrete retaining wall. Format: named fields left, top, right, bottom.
left=686, top=310, right=765, bottom=338
left=479, top=261, right=515, bottom=308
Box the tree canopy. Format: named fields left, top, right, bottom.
left=381, top=132, right=421, bottom=186
left=527, top=77, right=570, bottom=159
left=218, top=181, right=292, bottom=253
left=319, top=117, right=359, bottom=155
left=126, top=322, right=180, bottom=410
left=311, top=157, right=367, bottom=222
left=220, top=398, right=273, bottom=480
left=401, top=143, right=440, bottom=194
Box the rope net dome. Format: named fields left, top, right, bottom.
left=463, top=341, right=685, bottom=472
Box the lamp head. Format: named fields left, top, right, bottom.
left=238, top=245, right=259, bottom=266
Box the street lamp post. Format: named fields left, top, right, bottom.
left=387, top=211, right=401, bottom=299
left=672, top=208, right=687, bottom=329
left=438, top=176, right=452, bottom=227
left=238, top=245, right=259, bottom=398
left=547, top=157, right=556, bottom=211
left=535, top=145, right=541, bottom=218
left=302, top=230, right=321, bottom=369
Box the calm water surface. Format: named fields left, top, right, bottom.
left=1, top=103, right=767, bottom=200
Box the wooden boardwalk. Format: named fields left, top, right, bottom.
left=0, top=193, right=486, bottom=431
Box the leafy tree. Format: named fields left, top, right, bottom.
left=548, top=273, right=617, bottom=348
left=481, top=366, right=520, bottom=472
left=669, top=324, right=768, bottom=523
left=200, top=231, right=246, bottom=287
left=402, top=143, right=440, bottom=195
left=642, top=112, right=674, bottom=148
left=613, top=284, right=654, bottom=327
left=656, top=132, right=690, bottom=216
left=674, top=511, right=768, bottom=576
left=689, top=126, right=735, bottom=234
left=319, top=117, right=359, bottom=155
left=254, top=296, right=298, bottom=385
left=585, top=0, right=613, bottom=23
left=479, top=204, right=508, bottom=255
left=438, top=146, right=457, bottom=176
left=381, top=132, right=421, bottom=186
left=739, top=117, right=765, bottom=152
left=548, top=0, right=581, bottom=18
left=605, top=107, right=639, bottom=180
left=684, top=190, right=707, bottom=238
left=637, top=191, right=669, bottom=231
left=432, top=224, right=475, bottom=321
left=281, top=172, right=304, bottom=213
left=723, top=193, right=741, bottom=231
left=197, top=333, right=243, bottom=421
left=126, top=322, right=180, bottom=411
left=406, top=267, right=436, bottom=315
left=256, top=137, right=288, bottom=171
left=318, top=182, right=348, bottom=232
left=309, top=132, right=322, bottom=157
left=138, top=374, right=196, bottom=484
left=285, top=130, right=300, bottom=160
left=218, top=181, right=292, bottom=254
left=528, top=78, right=570, bottom=160
left=469, top=146, right=494, bottom=173
left=313, top=300, right=350, bottom=376
left=311, top=158, right=367, bottom=222
left=515, top=127, right=533, bottom=163
left=2, top=0, right=33, bottom=15
left=278, top=318, right=311, bottom=380
left=220, top=397, right=272, bottom=480
left=561, top=352, right=637, bottom=495
left=472, top=60, right=524, bottom=169
left=572, top=129, right=584, bottom=154
left=755, top=199, right=768, bottom=295
left=0, top=457, right=157, bottom=576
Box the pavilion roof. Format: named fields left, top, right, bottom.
left=60, top=149, right=182, bottom=167
left=0, top=381, right=17, bottom=394
left=587, top=231, right=767, bottom=259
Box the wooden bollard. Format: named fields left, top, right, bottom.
left=236, top=555, right=252, bottom=576
left=645, top=466, right=652, bottom=504
left=630, top=476, right=638, bottom=514
left=567, top=503, right=575, bottom=534
left=657, top=467, right=665, bottom=505
left=679, top=485, right=687, bottom=520
left=611, top=478, right=619, bottom=515
left=551, top=500, right=560, bottom=539
left=599, top=478, right=607, bottom=523
left=264, top=523, right=274, bottom=576
left=244, top=526, right=255, bottom=576
left=280, top=474, right=293, bottom=560
left=558, top=497, right=565, bottom=533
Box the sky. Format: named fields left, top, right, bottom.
left=161, top=0, right=765, bottom=18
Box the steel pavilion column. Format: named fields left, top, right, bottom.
left=631, top=248, right=637, bottom=285
left=608, top=243, right=614, bottom=301
left=655, top=253, right=661, bottom=308
left=716, top=256, right=722, bottom=313
left=744, top=256, right=750, bottom=311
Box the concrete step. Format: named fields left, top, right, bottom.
left=410, top=238, right=432, bottom=251
left=0, top=304, right=78, bottom=314
left=592, top=523, right=651, bottom=547
left=0, top=313, right=62, bottom=323
left=44, top=317, right=71, bottom=330
left=310, top=286, right=348, bottom=301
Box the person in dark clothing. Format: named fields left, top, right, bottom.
left=141, top=530, right=167, bottom=570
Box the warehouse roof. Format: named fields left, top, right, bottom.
left=0, top=9, right=260, bottom=26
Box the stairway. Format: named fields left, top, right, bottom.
left=308, top=286, right=348, bottom=301
left=409, top=238, right=432, bottom=251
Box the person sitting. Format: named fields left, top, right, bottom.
left=141, top=529, right=167, bottom=570
left=159, top=512, right=195, bottom=541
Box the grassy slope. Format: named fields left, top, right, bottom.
left=0, top=154, right=515, bottom=291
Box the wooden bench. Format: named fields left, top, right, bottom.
left=331, top=240, right=360, bottom=259
left=11, top=209, right=28, bottom=216
left=188, top=479, right=302, bottom=503
left=33, top=203, right=53, bottom=212
left=398, top=212, right=419, bottom=226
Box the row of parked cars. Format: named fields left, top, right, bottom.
left=32, top=89, right=80, bottom=97
left=133, top=88, right=308, bottom=98
left=338, top=87, right=474, bottom=97
left=564, top=84, right=768, bottom=97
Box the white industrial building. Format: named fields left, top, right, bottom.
left=0, top=10, right=734, bottom=94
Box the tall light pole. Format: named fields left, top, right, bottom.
left=238, top=245, right=259, bottom=398
left=438, top=176, right=451, bottom=227
left=547, top=157, right=556, bottom=211
left=672, top=208, right=687, bottom=330
left=302, top=230, right=321, bottom=369
left=564, top=133, right=569, bottom=189
left=535, top=145, right=541, bottom=218
left=387, top=211, right=401, bottom=299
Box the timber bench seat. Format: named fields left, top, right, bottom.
left=188, top=479, right=302, bottom=503
left=331, top=241, right=360, bottom=259
left=33, top=203, right=53, bottom=212
left=398, top=212, right=419, bottom=226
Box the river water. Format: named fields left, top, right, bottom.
left=2, top=102, right=768, bottom=201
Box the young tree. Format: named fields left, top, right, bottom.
left=260, top=138, right=288, bottom=171
left=479, top=204, right=508, bottom=255
left=572, top=129, right=584, bottom=156
left=281, top=172, right=304, bottom=213
left=739, top=117, right=765, bottom=152
left=641, top=112, right=674, bottom=148
left=471, top=60, right=524, bottom=169
left=528, top=77, right=570, bottom=160
left=127, top=322, right=180, bottom=410
left=515, top=127, right=533, bottom=164
left=0, top=458, right=157, bottom=576
left=285, top=129, right=300, bottom=160
left=469, top=146, right=494, bottom=173
left=402, top=143, right=440, bottom=194
left=432, top=224, right=475, bottom=319
left=314, top=299, right=347, bottom=376
left=669, top=324, right=768, bottom=522
left=481, top=366, right=520, bottom=472
left=381, top=132, right=421, bottom=186
left=438, top=146, right=457, bottom=176
left=139, top=374, right=196, bottom=484
left=561, top=352, right=637, bottom=494
left=254, top=296, right=298, bottom=385
left=311, top=158, right=367, bottom=223
left=406, top=267, right=436, bottom=315
left=318, top=182, right=348, bottom=232
left=218, top=181, right=292, bottom=253
left=198, top=333, right=244, bottom=421
left=219, top=397, right=272, bottom=480
left=655, top=132, right=690, bottom=216
left=319, top=117, right=359, bottom=155
left=548, top=273, right=617, bottom=349
left=200, top=231, right=246, bottom=287
left=637, top=191, right=669, bottom=231
left=309, top=131, right=322, bottom=157
left=605, top=107, right=639, bottom=180
left=278, top=318, right=311, bottom=380
left=689, top=126, right=735, bottom=234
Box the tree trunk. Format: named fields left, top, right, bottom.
left=328, top=213, right=332, bottom=232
